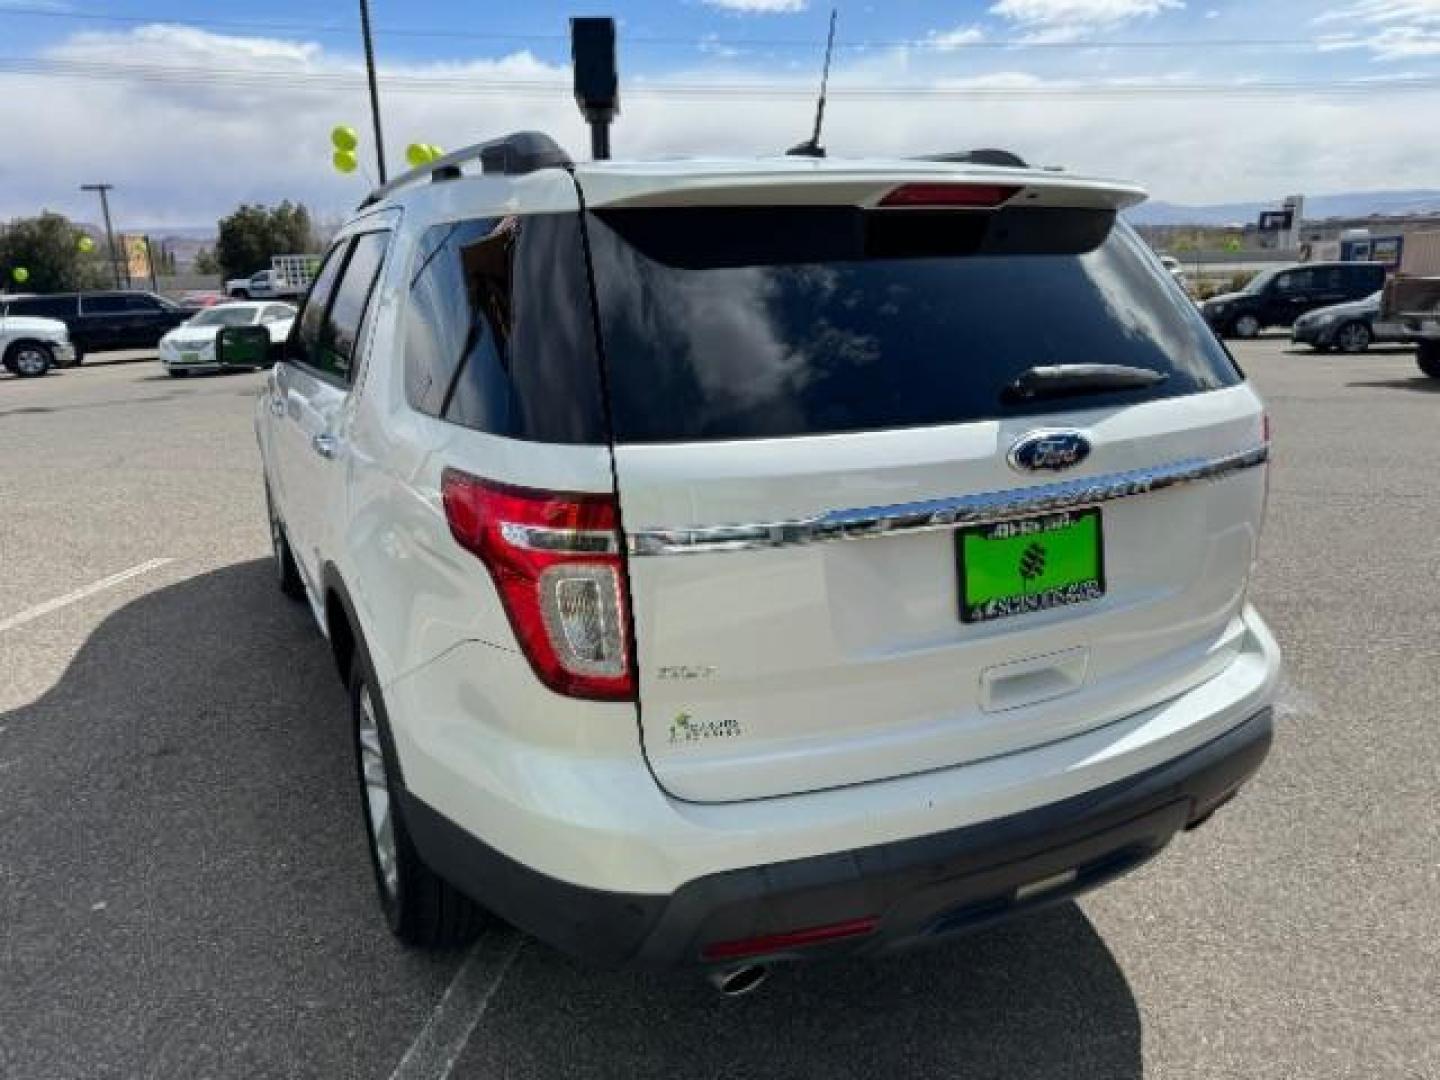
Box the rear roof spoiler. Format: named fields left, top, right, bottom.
left=577, top=168, right=1147, bottom=213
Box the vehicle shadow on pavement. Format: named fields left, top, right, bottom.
left=1345, top=377, right=1440, bottom=393
left=0, top=560, right=464, bottom=1080
left=0, top=559, right=1142, bottom=1079
left=465, top=905, right=1142, bottom=1079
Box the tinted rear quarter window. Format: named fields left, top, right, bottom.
left=81, top=295, right=128, bottom=314
left=585, top=208, right=1242, bottom=443
left=7, top=296, right=76, bottom=319
left=402, top=213, right=606, bottom=444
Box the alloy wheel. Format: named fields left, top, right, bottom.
left=357, top=686, right=399, bottom=901
left=1336, top=323, right=1370, bottom=353
left=13, top=346, right=49, bottom=376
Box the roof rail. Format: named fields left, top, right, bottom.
left=917, top=149, right=1029, bottom=169
left=358, top=131, right=572, bottom=209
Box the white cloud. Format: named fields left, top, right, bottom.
left=1313, top=1, right=1440, bottom=55
left=1316, top=0, right=1440, bottom=25
left=2, top=23, right=1438, bottom=226
left=926, top=25, right=987, bottom=50
left=989, top=0, right=1185, bottom=39
left=701, top=0, right=806, bottom=13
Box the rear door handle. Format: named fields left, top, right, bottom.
left=311, top=433, right=343, bottom=459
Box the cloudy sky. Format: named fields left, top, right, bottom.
left=1, top=0, right=1437, bottom=228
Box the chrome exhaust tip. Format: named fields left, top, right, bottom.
left=706, top=964, right=769, bottom=997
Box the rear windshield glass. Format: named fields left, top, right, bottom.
left=585, top=208, right=1241, bottom=443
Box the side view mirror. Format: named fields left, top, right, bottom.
left=216, top=325, right=276, bottom=370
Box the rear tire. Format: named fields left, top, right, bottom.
left=350, top=657, right=485, bottom=948
left=5, top=341, right=53, bottom=378
left=1418, top=342, right=1440, bottom=379
left=1334, top=322, right=1372, bottom=354
left=1231, top=315, right=1261, bottom=340
left=167, top=369, right=190, bottom=378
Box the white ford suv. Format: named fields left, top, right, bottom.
left=242, top=132, right=1280, bottom=977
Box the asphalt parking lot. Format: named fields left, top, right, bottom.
left=2, top=340, right=1437, bottom=1080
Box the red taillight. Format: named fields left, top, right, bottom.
left=440, top=469, right=634, bottom=702
left=877, top=183, right=1021, bottom=208
left=701, top=917, right=879, bottom=962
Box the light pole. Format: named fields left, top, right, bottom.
left=359, top=0, right=387, bottom=182
left=80, top=183, right=123, bottom=289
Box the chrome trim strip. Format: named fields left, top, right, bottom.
left=627, top=445, right=1268, bottom=557
left=500, top=523, right=619, bottom=555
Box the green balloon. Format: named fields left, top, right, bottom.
left=333, top=148, right=358, bottom=174
left=331, top=124, right=359, bottom=152
left=12, top=267, right=29, bottom=284
left=77, top=235, right=95, bottom=253
left=406, top=142, right=430, bottom=168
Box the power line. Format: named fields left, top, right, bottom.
left=0, top=4, right=1390, bottom=53
left=3, top=56, right=1437, bottom=101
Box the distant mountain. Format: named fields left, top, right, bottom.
left=1127, top=190, right=1440, bottom=227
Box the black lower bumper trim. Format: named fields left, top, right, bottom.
left=401, top=708, right=1273, bottom=969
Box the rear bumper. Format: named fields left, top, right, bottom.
left=403, top=701, right=1274, bottom=969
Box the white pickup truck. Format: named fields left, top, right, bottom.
left=226, top=254, right=320, bottom=300
left=1, top=311, right=74, bottom=378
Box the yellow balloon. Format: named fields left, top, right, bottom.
left=406, top=142, right=430, bottom=168
left=12, top=267, right=29, bottom=284
left=331, top=124, right=359, bottom=152
left=77, top=235, right=95, bottom=253
left=332, top=148, right=358, bottom=174
left=427, top=144, right=444, bottom=161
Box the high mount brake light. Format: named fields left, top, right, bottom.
left=878, top=183, right=1022, bottom=209
left=440, top=469, right=635, bottom=702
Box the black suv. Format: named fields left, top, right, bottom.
left=1200, top=261, right=1386, bottom=339
left=0, top=291, right=189, bottom=363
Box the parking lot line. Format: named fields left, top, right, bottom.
left=388, top=930, right=523, bottom=1080
left=0, top=558, right=174, bottom=634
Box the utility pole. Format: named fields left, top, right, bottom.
left=358, top=0, right=387, bottom=182
left=80, top=183, right=123, bottom=289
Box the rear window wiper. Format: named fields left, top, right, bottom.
left=1003, top=364, right=1167, bottom=404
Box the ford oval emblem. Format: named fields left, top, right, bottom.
left=1008, top=430, right=1092, bottom=473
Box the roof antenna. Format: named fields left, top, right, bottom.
left=787, top=7, right=837, bottom=159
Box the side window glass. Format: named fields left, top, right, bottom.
left=403, top=218, right=499, bottom=416
left=313, top=231, right=389, bottom=383
left=125, top=295, right=160, bottom=311
left=400, top=213, right=607, bottom=443
left=295, top=244, right=349, bottom=369
left=83, top=295, right=127, bottom=314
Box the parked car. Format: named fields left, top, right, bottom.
left=1200, top=261, right=1386, bottom=339
left=1290, top=291, right=1406, bottom=353
left=235, top=132, right=1280, bottom=980
left=0, top=291, right=189, bottom=362
left=177, top=290, right=227, bottom=310
left=1, top=311, right=74, bottom=378
left=159, top=301, right=295, bottom=376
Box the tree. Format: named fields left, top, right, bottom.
left=0, top=211, right=106, bottom=292
left=213, top=201, right=316, bottom=280
left=192, top=247, right=220, bottom=276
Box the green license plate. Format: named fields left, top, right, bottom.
left=957, top=508, right=1105, bottom=624
left=180, top=352, right=200, bottom=364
